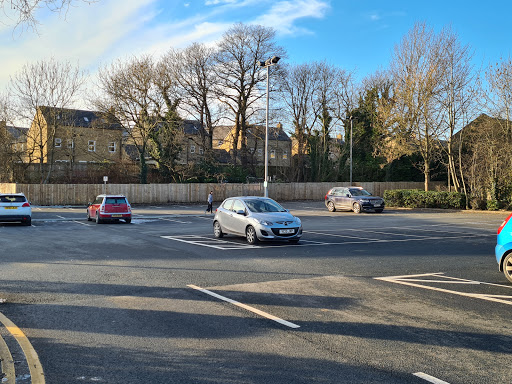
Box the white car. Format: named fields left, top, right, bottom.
left=0, top=193, right=32, bottom=226
left=213, top=196, right=302, bottom=244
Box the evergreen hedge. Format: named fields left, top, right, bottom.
left=383, top=189, right=466, bottom=209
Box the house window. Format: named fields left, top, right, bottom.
left=88, top=140, right=96, bottom=152
left=190, top=145, right=195, bottom=153
left=270, top=150, right=276, bottom=159
left=218, top=140, right=223, bottom=145
left=55, top=138, right=62, bottom=148
left=257, top=149, right=263, bottom=157
left=199, top=146, right=204, bottom=155
left=108, top=142, right=116, bottom=153
left=283, top=151, right=288, bottom=160
left=67, top=139, right=74, bottom=149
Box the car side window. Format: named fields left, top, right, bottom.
left=222, top=199, right=234, bottom=210
left=93, top=197, right=103, bottom=204
left=232, top=200, right=246, bottom=213
left=333, top=189, right=343, bottom=196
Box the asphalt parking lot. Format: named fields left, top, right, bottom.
left=0, top=201, right=511, bottom=384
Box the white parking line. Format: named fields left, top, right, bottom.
left=414, top=372, right=451, bottom=384
left=375, top=273, right=512, bottom=306
left=187, top=284, right=300, bottom=329
left=160, top=218, right=192, bottom=224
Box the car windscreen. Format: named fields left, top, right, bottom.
left=105, top=197, right=127, bottom=204
left=0, top=195, right=26, bottom=203
left=245, top=199, right=285, bottom=213
left=349, top=189, right=371, bottom=196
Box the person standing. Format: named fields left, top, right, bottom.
left=206, top=191, right=213, bottom=214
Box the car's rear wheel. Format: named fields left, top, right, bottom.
left=24, top=218, right=31, bottom=226
left=125, top=218, right=131, bottom=224
left=246, top=225, right=258, bottom=244
left=504, top=253, right=512, bottom=283
left=327, top=201, right=336, bottom=212
left=353, top=202, right=362, bottom=214
left=87, top=210, right=92, bottom=221
left=96, top=214, right=102, bottom=224
left=213, top=221, right=224, bottom=238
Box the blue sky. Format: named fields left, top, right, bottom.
left=1, top=0, right=511, bottom=97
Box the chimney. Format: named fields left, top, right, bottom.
left=276, top=122, right=282, bottom=129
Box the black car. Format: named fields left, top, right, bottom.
left=324, top=187, right=385, bottom=213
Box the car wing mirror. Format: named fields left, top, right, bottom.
left=346, top=194, right=350, bottom=197
left=236, top=209, right=246, bottom=215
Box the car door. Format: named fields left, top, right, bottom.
left=89, top=196, right=103, bottom=218
left=229, top=199, right=248, bottom=236
left=217, top=199, right=234, bottom=233
left=337, top=188, right=351, bottom=209
left=332, top=188, right=344, bottom=209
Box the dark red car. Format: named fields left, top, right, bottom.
left=87, top=194, right=132, bottom=224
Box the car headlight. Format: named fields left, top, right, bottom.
left=295, top=217, right=301, bottom=225
left=255, top=218, right=273, bottom=226
left=360, top=199, right=369, bottom=203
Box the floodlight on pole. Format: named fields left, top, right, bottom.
left=257, top=56, right=280, bottom=198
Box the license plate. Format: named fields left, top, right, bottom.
left=4, top=207, right=17, bottom=209
left=374, top=204, right=381, bottom=207
left=279, top=229, right=294, bottom=234
left=111, top=214, right=122, bottom=217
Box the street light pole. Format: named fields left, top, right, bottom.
left=350, top=115, right=353, bottom=185
left=264, top=64, right=270, bottom=197
left=258, top=56, right=280, bottom=198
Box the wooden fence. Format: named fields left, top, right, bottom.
left=0, top=181, right=444, bottom=206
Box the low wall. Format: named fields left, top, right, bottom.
left=0, top=182, right=443, bottom=206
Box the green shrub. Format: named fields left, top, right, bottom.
left=487, top=199, right=499, bottom=211
left=383, top=189, right=466, bottom=209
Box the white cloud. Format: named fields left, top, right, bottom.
left=253, top=0, right=329, bottom=35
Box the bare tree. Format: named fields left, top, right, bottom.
left=164, top=43, right=222, bottom=153
left=279, top=62, right=321, bottom=181
left=384, top=22, right=449, bottom=190
left=96, top=54, right=184, bottom=183
left=2, top=0, right=97, bottom=32
left=215, top=23, right=285, bottom=167
left=8, top=57, right=84, bottom=183
left=435, top=28, right=476, bottom=192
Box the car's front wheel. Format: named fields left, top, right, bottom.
left=327, top=201, right=336, bottom=212
left=213, top=221, right=224, bottom=238
left=503, top=253, right=512, bottom=283
left=353, top=202, right=362, bottom=214
left=375, top=209, right=383, bottom=213
left=246, top=225, right=259, bottom=245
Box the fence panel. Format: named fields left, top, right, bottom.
left=0, top=181, right=443, bottom=205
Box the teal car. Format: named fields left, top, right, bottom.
left=495, top=213, right=512, bottom=283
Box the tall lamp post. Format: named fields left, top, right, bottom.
left=349, top=115, right=353, bottom=185
left=258, top=56, right=280, bottom=197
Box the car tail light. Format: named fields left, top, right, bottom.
left=100, top=204, right=105, bottom=213
left=127, top=204, right=131, bottom=212
left=22, top=202, right=30, bottom=207
left=498, top=213, right=512, bottom=234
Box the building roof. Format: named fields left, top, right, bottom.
left=38, top=106, right=123, bottom=130
left=213, top=124, right=291, bottom=142
left=6, top=126, right=29, bottom=141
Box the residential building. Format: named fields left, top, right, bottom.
left=26, top=106, right=124, bottom=165
left=213, top=123, right=292, bottom=167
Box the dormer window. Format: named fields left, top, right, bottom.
left=84, top=117, right=89, bottom=122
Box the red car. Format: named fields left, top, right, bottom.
left=87, top=194, right=132, bottom=224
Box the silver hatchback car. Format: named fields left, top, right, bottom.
left=213, top=196, right=302, bottom=244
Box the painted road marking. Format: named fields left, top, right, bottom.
left=414, top=372, right=451, bottom=384
left=0, top=312, right=45, bottom=384
left=160, top=218, right=192, bottom=224
left=188, top=284, right=300, bottom=329
left=0, top=333, right=15, bottom=384
left=375, top=273, right=512, bottom=306
left=161, top=235, right=322, bottom=249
